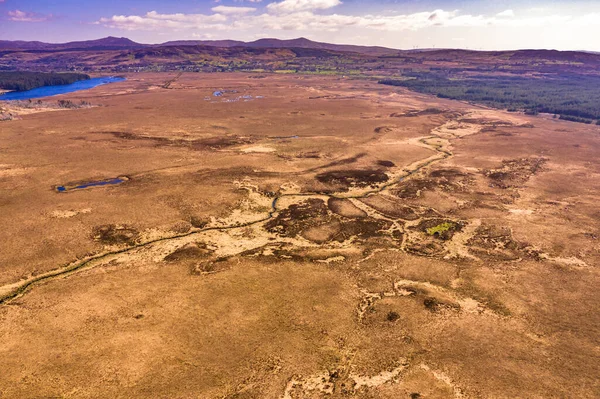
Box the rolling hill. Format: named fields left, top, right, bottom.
left=0, top=36, right=398, bottom=56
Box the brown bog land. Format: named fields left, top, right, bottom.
left=0, top=73, right=599, bottom=398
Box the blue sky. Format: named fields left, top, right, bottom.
left=1, top=0, right=599, bottom=50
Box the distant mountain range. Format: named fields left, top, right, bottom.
left=2, top=36, right=600, bottom=77
left=0, top=37, right=144, bottom=51
left=0, top=36, right=401, bottom=56
left=2, top=37, right=598, bottom=59
left=161, top=37, right=400, bottom=56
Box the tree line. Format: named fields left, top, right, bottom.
left=380, top=72, right=600, bottom=124
left=0, top=71, right=90, bottom=92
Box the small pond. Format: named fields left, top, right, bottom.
left=56, top=177, right=127, bottom=193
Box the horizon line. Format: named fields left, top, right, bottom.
left=0, top=35, right=597, bottom=54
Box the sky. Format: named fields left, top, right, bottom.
left=1, top=0, right=600, bottom=50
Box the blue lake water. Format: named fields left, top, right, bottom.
left=57, top=178, right=125, bottom=193
left=0, top=76, right=126, bottom=101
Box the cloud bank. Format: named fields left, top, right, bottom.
left=94, top=1, right=599, bottom=50
left=98, top=6, right=577, bottom=33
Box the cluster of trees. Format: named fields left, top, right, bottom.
left=57, top=99, right=92, bottom=108
left=558, top=115, right=600, bottom=125
left=0, top=71, right=90, bottom=92
left=380, top=72, right=600, bottom=124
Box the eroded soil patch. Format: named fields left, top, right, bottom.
left=163, top=242, right=213, bottom=262
left=266, top=198, right=397, bottom=245
left=467, top=224, right=530, bottom=261
left=265, top=198, right=330, bottom=238
left=391, top=168, right=473, bottom=199
left=327, top=198, right=367, bottom=218
left=390, top=108, right=446, bottom=118
left=105, top=131, right=255, bottom=150
left=92, top=224, right=139, bottom=246
left=484, top=158, right=547, bottom=189
left=316, top=169, right=389, bottom=192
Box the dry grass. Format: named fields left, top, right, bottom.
left=0, top=73, right=599, bottom=398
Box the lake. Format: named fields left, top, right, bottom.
left=0, top=76, right=126, bottom=101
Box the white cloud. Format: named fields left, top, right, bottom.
left=8, top=9, right=49, bottom=22
left=192, top=32, right=216, bottom=39
left=211, top=6, right=256, bottom=15
left=267, top=0, right=342, bottom=14
left=95, top=7, right=586, bottom=37
left=497, top=10, right=515, bottom=18
left=576, top=12, right=600, bottom=25
left=99, top=11, right=229, bottom=31
left=254, top=9, right=492, bottom=32
left=98, top=8, right=492, bottom=33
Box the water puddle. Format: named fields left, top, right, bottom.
left=55, top=176, right=128, bottom=193
left=270, top=135, right=299, bottom=140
